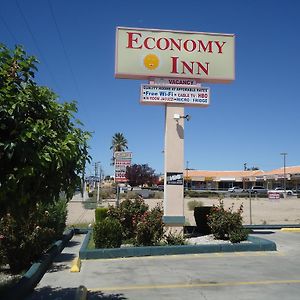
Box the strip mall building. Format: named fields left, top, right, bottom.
left=184, top=166, right=300, bottom=190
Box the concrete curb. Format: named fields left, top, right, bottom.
left=281, top=228, right=300, bottom=232
left=2, top=229, right=74, bottom=300
left=75, top=285, right=87, bottom=300
left=244, top=224, right=300, bottom=230
left=70, top=257, right=82, bottom=272
left=79, top=231, right=277, bottom=260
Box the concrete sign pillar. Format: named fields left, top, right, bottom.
left=163, top=104, right=185, bottom=231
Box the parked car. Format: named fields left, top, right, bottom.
left=157, top=185, right=164, bottom=191
left=228, top=186, right=244, bottom=193
left=248, top=186, right=268, bottom=194
left=268, top=187, right=296, bottom=196
left=292, top=188, right=300, bottom=194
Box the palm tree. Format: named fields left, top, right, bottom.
left=110, top=132, right=128, bottom=165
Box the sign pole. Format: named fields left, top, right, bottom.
left=163, top=104, right=185, bottom=232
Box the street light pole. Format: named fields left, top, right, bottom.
left=280, top=153, right=287, bottom=196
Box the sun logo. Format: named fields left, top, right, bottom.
left=143, top=54, right=159, bottom=70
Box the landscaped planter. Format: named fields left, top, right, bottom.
left=79, top=230, right=277, bottom=260
left=194, top=206, right=213, bottom=234
left=1, top=229, right=75, bottom=300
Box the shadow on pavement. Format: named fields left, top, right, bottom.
left=46, top=263, right=70, bottom=273
left=88, top=290, right=128, bottom=299
left=251, top=230, right=275, bottom=235
left=53, top=252, right=76, bottom=263
left=65, top=240, right=81, bottom=248
left=26, top=286, right=128, bottom=300
left=26, top=286, right=78, bottom=299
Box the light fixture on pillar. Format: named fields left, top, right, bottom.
left=173, top=114, right=191, bottom=122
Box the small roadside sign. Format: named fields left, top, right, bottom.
left=268, top=192, right=280, bottom=200
left=140, top=84, right=210, bottom=106
left=166, top=172, right=184, bottom=185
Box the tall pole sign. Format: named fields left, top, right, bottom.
left=115, top=27, right=235, bottom=231
left=114, top=151, right=132, bottom=183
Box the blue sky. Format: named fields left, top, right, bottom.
left=1, top=0, right=300, bottom=177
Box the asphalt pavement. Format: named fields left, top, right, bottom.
left=25, top=230, right=300, bottom=300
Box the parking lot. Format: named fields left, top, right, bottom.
left=27, top=230, right=300, bottom=300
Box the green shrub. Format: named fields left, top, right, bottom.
left=0, top=199, right=67, bottom=273
left=185, top=190, right=202, bottom=198
left=99, top=190, right=112, bottom=199
left=228, top=229, right=249, bottom=243
left=37, top=199, right=68, bottom=240
left=107, top=198, right=149, bottom=240
left=135, top=204, right=164, bottom=246
left=123, top=191, right=141, bottom=200
left=207, top=200, right=248, bottom=243
left=187, top=200, right=203, bottom=211
left=93, top=218, right=122, bottom=248
left=163, top=230, right=187, bottom=245
left=185, top=190, right=220, bottom=198
left=95, top=207, right=108, bottom=223
left=200, top=191, right=220, bottom=198
left=0, top=212, right=55, bottom=273
left=83, top=198, right=97, bottom=210
left=229, top=193, right=250, bottom=198
left=0, top=241, right=6, bottom=266
left=91, top=187, right=115, bottom=200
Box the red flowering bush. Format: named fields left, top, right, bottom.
left=107, top=198, right=148, bottom=240
left=135, top=204, right=164, bottom=246
left=104, top=199, right=164, bottom=247
left=207, top=200, right=248, bottom=243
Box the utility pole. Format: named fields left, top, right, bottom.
left=95, top=161, right=101, bottom=204
left=243, top=162, right=247, bottom=190
left=280, top=153, right=287, bottom=196
left=186, top=160, right=189, bottom=190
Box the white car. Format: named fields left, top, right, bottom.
left=268, top=187, right=296, bottom=196
left=228, top=186, right=244, bottom=193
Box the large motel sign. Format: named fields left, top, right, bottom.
left=115, top=27, right=235, bottom=231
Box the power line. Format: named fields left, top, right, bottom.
left=0, top=12, right=18, bottom=45
left=47, top=0, right=82, bottom=101
left=15, top=0, right=60, bottom=91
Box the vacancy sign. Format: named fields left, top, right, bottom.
left=115, top=27, right=235, bottom=83
left=141, top=84, right=210, bottom=106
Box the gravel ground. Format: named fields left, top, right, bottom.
left=187, top=234, right=250, bottom=245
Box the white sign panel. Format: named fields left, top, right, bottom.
left=115, top=151, right=132, bottom=160
left=268, top=192, right=280, bottom=200
left=140, top=84, right=210, bottom=106
left=115, top=27, right=235, bottom=83
left=153, top=78, right=197, bottom=85
left=114, top=151, right=132, bottom=182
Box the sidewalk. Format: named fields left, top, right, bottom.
left=25, top=234, right=85, bottom=300
left=26, top=230, right=300, bottom=300
left=66, top=193, right=117, bottom=225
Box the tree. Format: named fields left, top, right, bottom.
left=246, top=167, right=260, bottom=171
left=110, top=132, right=128, bottom=165
left=110, top=132, right=128, bottom=152
left=0, top=44, right=91, bottom=215
left=125, top=164, right=158, bottom=187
